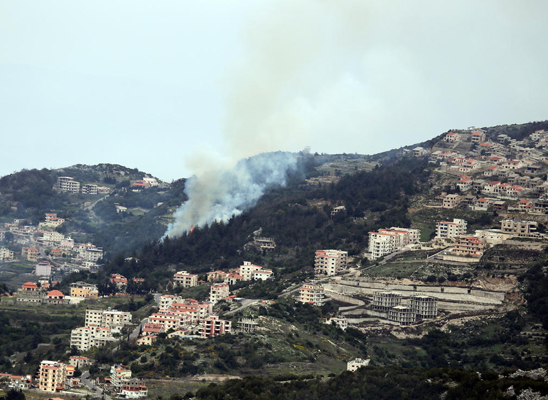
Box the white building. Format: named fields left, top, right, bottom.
left=209, top=283, right=230, bottom=304
left=173, top=271, right=198, bottom=288
left=347, top=358, right=370, bottom=372
left=436, top=219, right=467, bottom=239
left=368, top=228, right=420, bottom=259
left=57, top=177, right=80, bottom=193
left=314, top=249, right=348, bottom=276
left=239, top=261, right=272, bottom=280
left=299, top=283, right=325, bottom=307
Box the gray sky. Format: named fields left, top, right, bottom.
left=1, top=0, right=547, bottom=181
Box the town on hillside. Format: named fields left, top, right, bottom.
left=1, top=126, right=548, bottom=398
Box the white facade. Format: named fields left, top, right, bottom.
left=368, top=227, right=420, bottom=259
left=436, top=219, right=467, bottom=239
left=209, top=283, right=230, bottom=304
left=347, top=358, right=370, bottom=372
left=299, top=283, right=325, bottom=306
left=314, top=249, right=348, bottom=276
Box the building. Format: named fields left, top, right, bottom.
left=372, top=291, right=402, bottom=312
left=347, top=358, right=370, bottom=372
left=0, top=247, right=14, bottom=261
left=56, top=177, right=80, bottom=193
left=442, top=194, right=461, bottom=209
left=70, top=282, right=99, bottom=298
left=16, top=282, right=45, bottom=304
left=110, top=364, right=132, bottom=388
left=120, top=384, right=148, bottom=398
left=501, top=218, right=538, bottom=237
left=237, top=318, right=259, bottom=333
left=35, top=261, right=53, bottom=276
left=452, top=236, right=486, bottom=257
left=22, top=247, right=39, bottom=262
left=68, top=356, right=92, bottom=369
left=324, top=317, right=348, bottom=330
left=173, top=271, right=198, bottom=288
left=85, top=247, right=103, bottom=263
left=410, top=296, right=438, bottom=319
left=239, top=261, right=272, bottom=281
left=314, top=249, right=348, bottom=276
left=368, top=228, right=420, bottom=260
left=38, top=361, right=66, bottom=392
left=85, top=309, right=132, bottom=330
left=46, top=290, right=66, bottom=304
left=201, top=315, right=231, bottom=337
left=81, top=184, right=98, bottom=195
left=388, top=305, right=416, bottom=325
left=436, top=219, right=467, bottom=239
left=299, top=283, right=325, bottom=306
left=110, top=273, right=128, bottom=288
left=70, top=325, right=116, bottom=351
left=209, top=283, right=230, bottom=304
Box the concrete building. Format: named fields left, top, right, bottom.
left=388, top=305, right=416, bottom=325
left=372, top=291, right=402, bottom=312
left=56, top=177, right=80, bottom=193
left=442, top=194, right=461, bottom=209
left=237, top=318, right=259, bottom=333
left=299, top=283, right=325, bottom=306
left=501, top=218, right=538, bottom=237
left=22, top=247, right=39, bottom=262
left=201, top=315, right=231, bottom=337
left=324, top=317, right=348, bottom=330
left=35, top=261, right=52, bottom=276
left=173, top=271, right=198, bottom=288
left=68, top=356, right=92, bottom=369
left=314, top=249, right=348, bottom=276
left=38, top=360, right=66, bottom=392
left=70, top=325, right=116, bottom=351
left=209, top=283, right=230, bottom=304
left=81, top=184, right=98, bottom=195
left=436, top=219, right=467, bottom=239
left=410, top=295, right=438, bottom=319
left=452, top=236, right=486, bottom=257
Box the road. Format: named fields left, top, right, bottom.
left=224, top=299, right=260, bottom=316
left=81, top=371, right=112, bottom=400
left=130, top=318, right=147, bottom=341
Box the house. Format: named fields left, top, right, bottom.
left=70, top=282, right=99, bottom=298
left=314, top=249, right=348, bottom=276
left=0, top=247, right=14, bottom=261
left=46, top=290, right=66, bottom=304
left=471, top=131, right=486, bottom=143
left=22, top=247, right=39, bottom=262
left=111, top=274, right=128, bottom=288
left=456, top=177, right=472, bottom=191
left=68, top=356, right=92, bottom=369
left=444, top=132, right=460, bottom=142
left=324, top=317, right=348, bottom=330
left=451, top=236, right=486, bottom=258
left=347, top=358, right=370, bottom=372
left=299, top=283, right=325, bottom=306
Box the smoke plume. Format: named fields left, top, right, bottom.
left=165, top=1, right=370, bottom=238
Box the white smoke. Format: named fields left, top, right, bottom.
left=164, top=0, right=371, bottom=238
left=164, top=152, right=298, bottom=238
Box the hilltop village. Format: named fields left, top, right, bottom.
left=1, top=126, right=548, bottom=398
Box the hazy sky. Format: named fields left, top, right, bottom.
left=1, top=1, right=547, bottom=181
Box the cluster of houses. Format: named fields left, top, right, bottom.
left=55, top=176, right=110, bottom=195
left=0, top=213, right=104, bottom=274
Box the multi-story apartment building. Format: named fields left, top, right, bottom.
left=0, top=247, right=14, bottom=261
left=22, top=247, right=39, bottom=262
left=173, top=271, right=198, bottom=288
left=368, top=228, right=420, bottom=259
left=501, top=218, right=538, bottom=237
left=70, top=325, right=115, bottom=351
left=209, top=283, right=230, bottom=304
left=442, top=194, right=461, bottom=209
left=299, top=283, right=325, bottom=307
left=201, top=315, right=231, bottom=337
left=57, top=177, right=80, bottom=193
left=372, top=291, right=402, bottom=312
left=436, top=219, right=467, bottom=239
left=314, top=249, right=348, bottom=276
left=85, top=309, right=132, bottom=330
left=148, top=310, right=190, bottom=331
left=410, top=295, right=438, bottom=320
left=238, top=261, right=272, bottom=280
left=39, top=360, right=66, bottom=392
left=452, top=236, right=486, bottom=257
left=159, top=294, right=182, bottom=310
left=81, top=184, right=98, bottom=195
left=388, top=306, right=416, bottom=325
